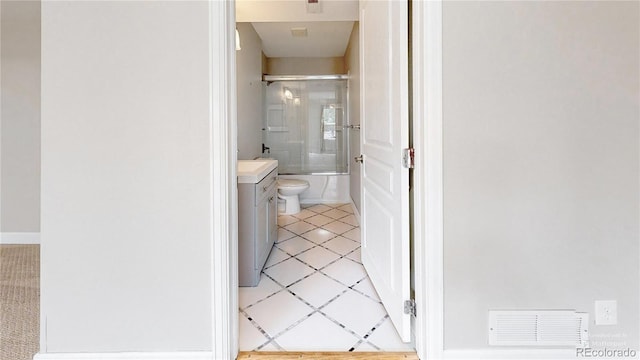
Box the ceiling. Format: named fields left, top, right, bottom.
left=251, top=21, right=355, bottom=58
left=237, top=0, right=358, bottom=58
left=236, top=0, right=358, bottom=23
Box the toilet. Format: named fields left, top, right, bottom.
left=277, top=179, right=310, bottom=215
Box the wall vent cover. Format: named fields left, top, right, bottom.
left=489, top=310, right=589, bottom=347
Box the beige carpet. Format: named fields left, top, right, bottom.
left=0, top=245, right=39, bottom=360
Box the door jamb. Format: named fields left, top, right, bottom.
left=209, top=0, right=239, bottom=359
left=209, top=1, right=444, bottom=359
left=411, top=1, right=444, bottom=359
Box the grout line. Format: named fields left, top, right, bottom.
left=239, top=309, right=276, bottom=350
left=362, top=315, right=390, bottom=341
left=348, top=276, right=382, bottom=304
left=255, top=338, right=285, bottom=351
left=262, top=248, right=292, bottom=270
left=240, top=284, right=286, bottom=311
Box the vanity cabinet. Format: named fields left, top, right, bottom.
left=238, top=168, right=278, bottom=287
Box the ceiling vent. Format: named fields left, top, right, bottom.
left=290, top=27, right=308, bottom=38
left=489, top=310, right=589, bottom=347
left=306, top=0, right=322, bottom=14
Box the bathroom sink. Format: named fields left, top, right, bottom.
left=237, top=159, right=278, bottom=184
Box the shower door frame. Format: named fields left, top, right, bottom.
left=262, top=75, right=351, bottom=176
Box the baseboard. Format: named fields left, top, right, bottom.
left=349, top=198, right=361, bottom=225
left=34, top=351, right=214, bottom=360
left=0, top=232, right=40, bottom=245
left=443, top=348, right=579, bottom=360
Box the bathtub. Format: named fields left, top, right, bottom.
left=277, top=174, right=350, bottom=205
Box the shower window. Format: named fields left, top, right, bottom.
left=263, top=78, right=349, bottom=174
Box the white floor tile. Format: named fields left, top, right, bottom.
left=284, top=221, right=316, bottom=235
left=339, top=214, right=360, bottom=226
left=345, top=247, right=362, bottom=264
left=323, top=208, right=350, bottom=220
left=264, top=247, right=291, bottom=268
left=321, top=290, right=387, bottom=337
left=263, top=257, right=315, bottom=287
left=277, top=215, right=299, bottom=226
left=277, top=228, right=297, bottom=243
left=288, top=272, right=347, bottom=308
left=291, top=209, right=316, bottom=219
left=307, top=204, right=332, bottom=213
left=301, top=228, right=336, bottom=244
left=352, top=276, right=380, bottom=302
left=295, top=246, right=341, bottom=270
left=322, top=236, right=360, bottom=256
left=323, top=220, right=354, bottom=235
left=342, top=227, right=361, bottom=242
left=305, top=214, right=334, bottom=227
left=275, top=236, right=315, bottom=256
left=367, top=317, right=415, bottom=351
left=274, top=313, right=360, bottom=351
left=239, top=314, right=269, bottom=351
left=321, top=258, right=368, bottom=287
left=239, top=203, right=401, bottom=352
left=244, top=290, right=313, bottom=337
left=239, top=275, right=283, bottom=309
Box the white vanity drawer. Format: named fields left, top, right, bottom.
left=255, top=169, right=278, bottom=205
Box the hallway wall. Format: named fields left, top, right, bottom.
left=40, top=1, right=212, bottom=352
left=0, top=0, right=41, bottom=236
left=443, top=1, right=639, bottom=349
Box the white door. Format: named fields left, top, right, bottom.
left=359, top=0, right=411, bottom=342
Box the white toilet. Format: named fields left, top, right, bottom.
left=277, top=179, right=310, bottom=215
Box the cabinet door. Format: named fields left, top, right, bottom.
left=267, top=191, right=278, bottom=246
left=255, top=197, right=269, bottom=270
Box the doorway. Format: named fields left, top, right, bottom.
left=209, top=0, right=444, bottom=359
left=234, top=0, right=415, bottom=353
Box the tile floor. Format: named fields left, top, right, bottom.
left=239, top=203, right=414, bottom=352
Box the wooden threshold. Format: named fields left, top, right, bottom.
left=237, top=352, right=419, bottom=360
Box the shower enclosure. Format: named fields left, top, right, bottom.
left=262, top=75, right=349, bottom=174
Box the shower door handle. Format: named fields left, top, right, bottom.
left=354, top=155, right=364, bottom=164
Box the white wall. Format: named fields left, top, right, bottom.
left=40, top=1, right=212, bottom=352
left=0, top=0, right=41, bottom=234
left=236, top=22, right=263, bottom=160
left=443, top=1, right=639, bottom=349
left=266, top=57, right=345, bottom=75
left=344, top=23, right=360, bottom=213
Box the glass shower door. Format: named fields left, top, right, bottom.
left=263, top=79, right=349, bottom=175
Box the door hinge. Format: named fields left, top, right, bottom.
left=404, top=299, right=416, bottom=317
left=402, top=148, right=415, bottom=169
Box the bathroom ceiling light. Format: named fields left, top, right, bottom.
left=290, top=27, right=308, bottom=38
